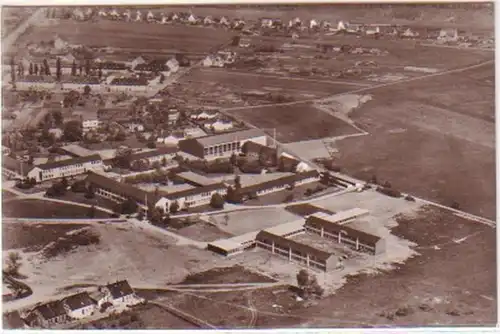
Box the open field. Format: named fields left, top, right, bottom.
left=173, top=221, right=233, bottom=242
left=2, top=199, right=111, bottom=219
left=180, top=265, right=276, bottom=285
left=2, top=189, right=18, bottom=200
left=3, top=223, right=90, bottom=251
left=18, top=20, right=233, bottom=53
left=185, top=68, right=363, bottom=98
left=229, top=103, right=360, bottom=143
left=77, top=303, right=197, bottom=329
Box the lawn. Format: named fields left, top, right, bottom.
left=17, top=20, right=233, bottom=53
left=230, top=103, right=360, bottom=143
left=180, top=265, right=276, bottom=284
left=173, top=221, right=233, bottom=242
left=2, top=199, right=111, bottom=219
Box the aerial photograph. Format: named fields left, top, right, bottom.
left=1, top=2, right=496, bottom=329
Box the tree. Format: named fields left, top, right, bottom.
left=159, top=73, right=165, bottom=83
left=230, top=153, right=237, bottom=166
left=71, top=180, right=87, bottom=192
left=5, top=252, right=22, bottom=275
left=29, top=63, right=34, bottom=75
left=83, top=85, right=91, bottom=96
left=71, top=60, right=77, bottom=76
left=226, top=186, right=242, bottom=204
left=87, top=205, right=96, bottom=218
left=234, top=175, right=241, bottom=189
left=61, top=177, right=68, bottom=188
left=231, top=35, right=241, bottom=46
left=98, top=68, right=103, bottom=79
left=84, top=59, right=91, bottom=76
left=451, top=201, right=461, bottom=210
left=296, top=269, right=323, bottom=299
left=52, top=110, right=63, bottom=126
left=296, top=269, right=310, bottom=288
left=169, top=200, right=179, bottom=214
left=383, top=181, right=392, bottom=189
left=63, top=120, right=83, bottom=142
left=146, top=141, right=156, bottom=149
left=34, top=63, right=39, bottom=75
left=55, top=57, right=61, bottom=80
left=43, top=59, right=51, bottom=75
left=210, top=193, right=225, bottom=209
left=148, top=206, right=164, bottom=225
left=370, top=175, right=378, bottom=184
left=121, top=198, right=138, bottom=214
left=161, top=157, right=167, bottom=167
left=79, top=64, right=83, bottom=75
left=10, top=58, right=16, bottom=83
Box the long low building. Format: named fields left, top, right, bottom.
left=85, top=171, right=158, bottom=213
left=305, top=213, right=385, bottom=255
left=127, top=147, right=179, bottom=166
left=256, top=230, right=339, bottom=272
left=155, top=182, right=227, bottom=212
left=3, top=154, right=104, bottom=183
left=238, top=170, right=320, bottom=200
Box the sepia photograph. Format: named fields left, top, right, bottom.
left=0, top=1, right=496, bottom=330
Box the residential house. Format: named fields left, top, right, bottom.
left=401, top=27, right=419, bottom=38
left=190, top=110, right=218, bottom=120
left=279, top=153, right=301, bottom=172
left=232, top=19, right=246, bottom=30
left=62, top=292, right=97, bottom=319
left=178, top=128, right=267, bottom=160
left=27, top=301, right=68, bottom=328
left=101, top=280, right=142, bottom=306
left=98, top=61, right=129, bottom=74
left=2, top=145, right=12, bottom=156
left=155, top=182, right=227, bottom=212
left=202, top=54, right=225, bottom=68
left=203, top=15, right=214, bottom=25
left=160, top=13, right=169, bottom=24
left=135, top=10, right=143, bottom=22
left=170, top=12, right=180, bottom=22
left=134, top=59, right=169, bottom=73
left=130, top=56, right=147, bottom=70
left=27, top=154, right=103, bottom=182
left=309, top=19, right=319, bottom=30
left=219, top=16, right=230, bottom=27
left=187, top=13, right=198, bottom=24
left=80, top=112, right=100, bottom=133
left=147, top=11, right=155, bottom=22
left=166, top=57, right=180, bottom=73
left=157, top=132, right=185, bottom=146
left=241, top=141, right=277, bottom=163
left=438, top=28, right=459, bottom=42
left=109, top=9, right=120, bottom=20
left=261, top=17, right=275, bottom=28
left=61, top=76, right=100, bottom=92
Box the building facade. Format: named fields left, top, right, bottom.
left=155, top=183, right=227, bottom=212
left=28, top=154, right=104, bottom=182
left=62, top=292, right=97, bottom=320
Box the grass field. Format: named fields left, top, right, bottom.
left=2, top=223, right=90, bottom=251
left=18, top=20, right=233, bottom=53
left=229, top=103, right=360, bottom=143
left=2, top=199, right=110, bottom=219
left=180, top=265, right=276, bottom=285
left=185, top=68, right=362, bottom=98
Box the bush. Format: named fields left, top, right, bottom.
left=405, top=195, right=415, bottom=202
left=376, top=186, right=402, bottom=198
left=284, top=193, right=294, bottom=203
left=210, top=193, right=225, bottom=209
left=71, top=180, right=87, bottom=192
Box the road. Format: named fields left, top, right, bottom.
left=2, top=7, right=46, bottom=53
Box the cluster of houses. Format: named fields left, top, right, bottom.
left=8, top=280, right=143, bottom=329
left=208, top=207, right=385, bottom=272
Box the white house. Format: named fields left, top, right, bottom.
left=147, top=10, right=155, bottom=22
left=171, top=13, right=180, bottom=22
left=261, top=18, right=274, bottom=28
left=166, top=58, right=179, bottom=73
left=401, top=28, right=419, bottom=38
left=155, top=183, right=227, bottom=212
left=108, top=77, right=150, bottom=94
left=123, top=9, right=131, bottom=21
left=62, top=292, right=96, bottom=320
left=82, top=114, right=100, bottom=133
left=98, top=9, right=108, bottom=17
left=161, top=14, right=168, bottom=24
left=438, top=28, right=459, bottom=42
left=157, top=133, right=184, bottom=145
left=239, top=38, right=251, bottom=48
left=101, top=280, right=143, bottom=307
left=109, top=9, right=120, bottom=20
left=187, top=13, right=198, bottom=24
left=309, top=19, right=319, bottom=30
left=190, top=110, right=218, bottom=120
left=130, top=56, right=147, bottom=69
left=204, top=16, right=214, bottom=25
left=219, top=16, right=230, bottom=27
left=135, top=10, right=142, bottom=22
left=28, top=154, right=104, bottom=183
left=337, top=20, right=347, bottom=31
left=16, top=76, right=56, bottom=91
left=202, top=55, right=225, bottom=68
left=128, top=146, right=178, bottom=166
left=366, top=26, right=380, bottom=36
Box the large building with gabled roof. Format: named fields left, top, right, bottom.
left=178, top=128, right=267, bottom=160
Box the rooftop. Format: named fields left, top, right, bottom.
left=37, top=154, right=102, bottom=170
left=177, top=171, right=219, bottom=186
left=60, top=144, right=96, bottom=157
left=33, top=300, right=67, bottom=320
left=110, top=77, right=148, bottom=86
left=181, top=128, right=266, bottom=147
left=163, top=182, right=226, bottom=200
left=262, top=218, right=305, bottom=236
left=105, top=280, right=135, bottom=299
left=128, top=147, right=179, bottom=161
left=63, top=292, right=96, bottom=310
left=2, top=156, right=33, bottom=176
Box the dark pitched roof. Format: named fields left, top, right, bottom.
left=85, top=171, right=157, bottom=205
left=305, top=215, right=381, bottom=245
left=37, top=154, right=102, bottom=170
left=256, top=230, right=333, bottom=261
left=3, top=311, right=26, bottom=329
left=63, top=292, right=96, bottom=310
left=34, top=300, right=67, bottom=320
left=99, top=61, right=127, bottom=70
left=163, top=182, right=226, bottom=200
left=105, top=280, right=134, bottom=299
left=129, top=147, right=179, bottom=162
left=110, top=77, right=148, bottom=86
left=2, top=156, right=34, bottom=176
left=134, top=63, right=169, bottom=72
